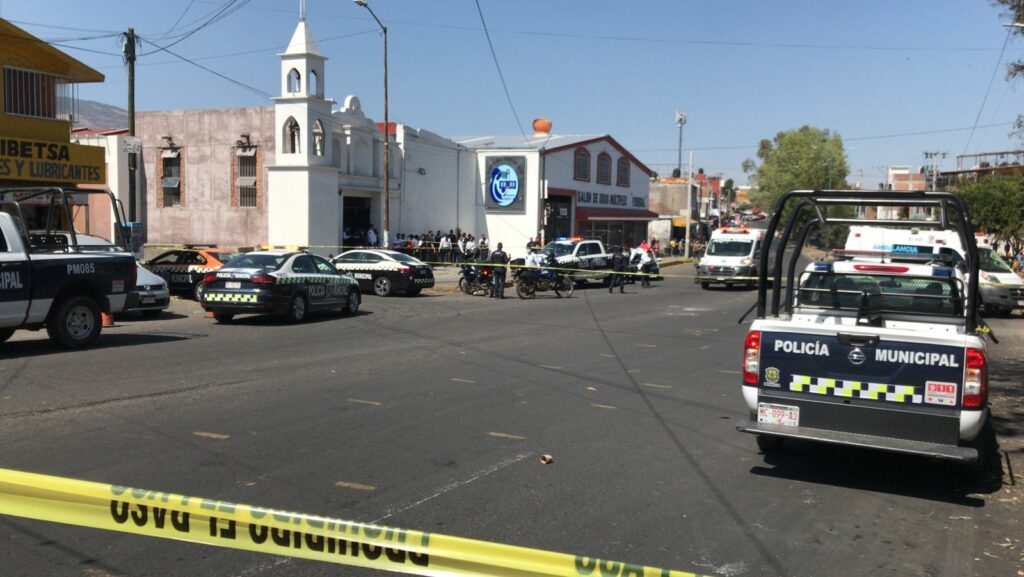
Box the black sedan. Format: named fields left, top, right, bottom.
left=331, top=249, right=434, bottom=296
left=201, top=251, right=360, bottom=323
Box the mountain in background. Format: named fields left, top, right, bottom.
left=75, top=99, right=128, bottom=130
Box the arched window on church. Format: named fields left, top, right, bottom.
left=287, top=68, right=301, bottom=93
left=284, top=117, right=300, bottom=154
left=309, top=70, right=319, bottom=97
left=312, top=120, right=325, bottom=156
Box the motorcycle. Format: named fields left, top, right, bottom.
left=515, top=268, right=574, bottom=299
left=458, top=263, right=493, bottom=297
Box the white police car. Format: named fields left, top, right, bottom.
left=332, top=249, right=434, bottom=297
left=201, top=251, right=360, bottom=323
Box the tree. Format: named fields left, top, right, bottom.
left=749, top=125, right=849, bottom=214
left=995, top=1, right=1024, bottom=139
left=955, top=173, right=1024, bottom=254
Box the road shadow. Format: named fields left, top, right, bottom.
left=214, top=310, right=373, bottom=326
left=748, top=421, right=1004, bottom=506
left=115, top=311, right=189, bottom=322
left=987, top=357, right=1024, bottom=446
left=0, top=332, right=202, bottom=358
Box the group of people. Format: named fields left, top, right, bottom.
left=343, top=226, right=497, bottom=265
left=607, top=240, right=657, bottom=292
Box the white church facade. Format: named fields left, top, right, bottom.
left=129, top=17, right=653, bottom=258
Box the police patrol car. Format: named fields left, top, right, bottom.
left=0, top=187, right=138, bottom=348
left=541, top=238, right=612, bottom=283
left=146, top=246, right=236, bottom=300
left=201, top=251, right=360, bottom=323
left=695, top=226, right=763, bottom=289
left=331, top=249, right=434, bottom=297
left=737, top=190, right=992, bottom=463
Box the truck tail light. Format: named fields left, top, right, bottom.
left=963, top=348, right=987, bottom=409
left=742, top=331, right=761, bottom=385
left=251, top=274, right=276, bottom=285
left=203, top=273, right=218, bottom=284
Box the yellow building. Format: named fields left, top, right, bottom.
left=1, top=18, right=106, bottom=187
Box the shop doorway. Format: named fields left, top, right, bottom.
left=543, top=195, right=572, bottom=241
left=343, top=196, right=372, bottom=245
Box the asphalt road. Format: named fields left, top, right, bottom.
left=0, top=270, right=1021, bottom=577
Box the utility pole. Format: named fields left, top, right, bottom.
left=923, top=151, right=948, bottom=191
left=675, top=111, right=686, bottom=177
left=684, top=150, right=693, bottom=259
left=122, top=28, right=138, bottom=223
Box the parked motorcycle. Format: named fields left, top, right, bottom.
left=515, top=268, right=574, bottom=299
left=459, top=264, right=493, bottom=297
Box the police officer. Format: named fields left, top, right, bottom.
left=609, top=246, right=626, bottom=293
left=489, top=242, right=509, bottom=298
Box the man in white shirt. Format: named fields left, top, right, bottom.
left=367, top=226, right=378, bottom=247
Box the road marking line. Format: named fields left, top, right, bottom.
left=718, top=370, right=742, bottom=375
left=637, top=344, right=658, bottom=348
left=488, top=432, right=526, bottom=440
left=192, top=431, right=230, bottom=440
left=335, top=480, right=376, bottom=491
left=591, top=403, right=617, bottom=410
left=599, top=353, right=616, bottom=358
left=373, top=452, right=533, bottom=524
left=586, top=386, right=597, bottom=391
left=641, top=383, right=672, bottom=389
left=538, top=364, right=562, bottom=370
left=450, top=378, right=475, bottom=383
left=348, top=399, right=382, bottom=406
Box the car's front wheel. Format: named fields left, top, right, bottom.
left=343, top=291, right=361, bottom=315
left=373, top=276, right=392, bottom=297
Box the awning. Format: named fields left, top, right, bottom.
left=577, top=207, right=659, bottom=222
left=671, top=217, right=691, bottom=227
left=236, top=176, right=257, bottom=187
left=235, top=147, right=257, bottom=157
left=161, top=176, right=180, bottom=188
left=161, top=149, right=180, bottom=158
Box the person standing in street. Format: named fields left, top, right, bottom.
left=609, top=246, right=626, bottom=293
left=639, top=247, right=653, bottom=288
left=489, top=242, right=509, bottom=298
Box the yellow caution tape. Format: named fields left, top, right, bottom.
left=0, top=468, right=708, bottom=577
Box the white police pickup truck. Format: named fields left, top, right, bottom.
left=0, top=188, right=137, bottom=348
left=736, top=190, right=992, bottom=463
left=541, top=237, right=612, bottom=284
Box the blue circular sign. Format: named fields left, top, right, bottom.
left=489, top=164, right=519, bottom=207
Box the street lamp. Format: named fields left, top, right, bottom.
left=354, top=0, right=390, bottom=248
left=675, top=111, right=686, bottom=177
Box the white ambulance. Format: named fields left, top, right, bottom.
left=696, top=227, right=764, bottom=289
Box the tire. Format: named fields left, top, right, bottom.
left=459, top=277, right=472, bottom=295
left=140, top=309, right=163, bottom=318
left=755, top=435, right=784, bottom=453
left=193, top=280, right=205, bottom=301
left=700, top=282, right=710, bottom=289
left=46, top=295, right=101, bottom=349
left=0, top=328, right=15, bottom=343
left=554, top=276, right=574, bottom=298
left=373, top=276, right=392, bottom=297
left=213, top=313, right=234, bottom=324
left=287, top=293, right=308, bottom=323
left=516, top=280, right=534, bottom=299
left=343, top=291, right=361, bottom=315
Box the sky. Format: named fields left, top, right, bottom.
left=3, top=0, right=1023, bottom=187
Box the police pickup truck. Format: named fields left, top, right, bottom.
left=0, top=188, right=137, bottom=348
left=541, top=237, right=612, bottom=283
left=736, top=190, right=992, bottom=463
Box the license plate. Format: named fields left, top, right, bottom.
left=141, top=296, right=155, bottom=304
left=1018, top=299, right=1024, bottom=306
left=716, top=276, right=725, bottom=281
left=758, top=402, right=799, bottom=427
left=226, top=281, right=241, bottom=289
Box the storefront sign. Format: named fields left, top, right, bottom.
left=576, top=190, right=647, bottom=210
left=0, top=136, right=105, bottom=185
left=485, top=156, right=526, bottom=212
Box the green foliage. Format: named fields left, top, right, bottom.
left=749, top=125, right=850, bottom=214
left=955, top=174, right=1024, bottom=253
left=995, top=1, right=1024, bottom=81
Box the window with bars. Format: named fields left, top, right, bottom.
left=596, top=153, right=612, bottom=184
left=162, top=153, right=181, bottom=207
left=574, top=147, right=591, bottom=181
left=616, top=157, right=630, bottom=187
left=237, top=150, right=257, bottom=207
left=3, top=66, right=73, bottom=121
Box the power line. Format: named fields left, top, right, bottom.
left=962, top=28, right=1013, bottom=154
left=156, top=0, right=197, bottom=41
left=473, top=0, right=528, bottom=142
left=138, top=0, right=252, bottom=56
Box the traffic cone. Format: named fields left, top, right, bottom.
left=101, top=311, right=115, bottom=327
left=206, top=310, right=215, bottom=318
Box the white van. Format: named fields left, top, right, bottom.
left=696, top=227, right=764, bottom=289
left=845, top=226, right=1023, bottom=315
